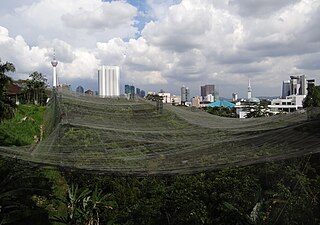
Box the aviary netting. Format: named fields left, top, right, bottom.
left=0, top=90, right=319, bottom=175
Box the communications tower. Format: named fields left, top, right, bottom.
left=248, top=79, right=252, bottom=99
left=51, top=50, right=58, bottom=88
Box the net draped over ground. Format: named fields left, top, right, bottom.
left=1, top=91, right=319, bottom=175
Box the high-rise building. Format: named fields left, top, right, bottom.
left=201, top=84, right=218, bottom=101
left=282, top=81, right=290, bottom=98
left=140, top=90, right=146, bottom=98
left=181, top=85, right=190, bottom=105
left=136, top=88, right=141, bottom=97
left=201, top=84, right=215, bottom=100
left=282, top=75, right=307, bottom=98
left=98, top=66, right=120, bottom=97
left=76, top=85, right=84, bottom=94
left=232, top=93, right=238, bottom=102
left=125, top=84, right=135, bottom=95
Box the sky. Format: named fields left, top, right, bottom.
left=0, top=0, right=320, bottom=98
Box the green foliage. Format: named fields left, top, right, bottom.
left=0, top=104, right=45, bottom=146
left=0, top=60, right=16, bottom=122
left=145, top=94, right=163, bottom=101
left=60, top=156, right=320, bottom=225
left=53, top=183, right=115, bottom=225
left=204, top=106, right=237, bottom=118
left=23, top=71, right=48, bottom=105
left=303, top=85, right=320, bottom=107
left=0, top=159, right=52, bottom=225
left=245, top=105, right=272, bottom=118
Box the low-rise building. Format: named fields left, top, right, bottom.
left=268, top=95, right=305, bottom=113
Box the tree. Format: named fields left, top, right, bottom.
left=0, top=159, right=52, bottom=225
left=245, top=105, right=271, bottom=118
left=303, top=84, right=320, bottom=108
left=0, top=60, right=16, bottom=122
left=24, top=71, right=48, bottom=105
left=53, top=184, right=115, bottom=225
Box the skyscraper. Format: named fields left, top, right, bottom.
left=282, top=75, right=307, bottom=98
left=181, top=85, right=190, bottom=105
left=201, top=84, right=215, bottom=100
left=98, top=66, right=120, bottom=97
left=282, top=81, right=290, bottom=98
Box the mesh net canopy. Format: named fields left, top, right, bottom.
left=1, top=90, right=320, bottom=175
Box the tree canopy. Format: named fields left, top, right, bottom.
left=0, top=60, right=16, bottom=122
left=303, top=84, right=320, bottom=107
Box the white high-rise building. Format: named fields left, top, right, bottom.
left=98, top=66, right=120, bottom=97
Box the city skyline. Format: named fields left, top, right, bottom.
left=0, top=0, right=320, bottom=98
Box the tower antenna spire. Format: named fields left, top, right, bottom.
left=247, top=79, right=252, bottom=99
left=51, top=48, right=58, bottom=88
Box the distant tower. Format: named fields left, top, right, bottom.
left=51, top=50, right=58, bottom=88
left=247, top=79, right=252, bottom=99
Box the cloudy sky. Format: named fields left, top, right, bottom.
left=0, top=0, right=320, bottom=98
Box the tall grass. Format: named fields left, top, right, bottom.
left=0, top=104, right=45, bottom=146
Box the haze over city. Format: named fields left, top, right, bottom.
left=1, top=0, right=320, bottom=98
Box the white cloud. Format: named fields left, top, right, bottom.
left=61, top=1, right=137, bottom=30
left=1, top=0, right=320, bottom=97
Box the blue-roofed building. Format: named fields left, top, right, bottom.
left=207, top=100, right=235, bottom=108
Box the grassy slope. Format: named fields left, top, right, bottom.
left=0, top=104, right=45, bottom=146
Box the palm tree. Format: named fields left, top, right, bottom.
left=53, top=184, right=115, bottom=225
left=0, top=60, right=16, bottom=122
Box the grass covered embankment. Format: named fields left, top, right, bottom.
left=0, top=104, right=45, bottom=146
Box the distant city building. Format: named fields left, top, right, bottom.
left=171, top=95, right=181, bottom=106
left=282, top=80, right=290, bottom=98
left=147, top=91, right=156, bottom=95
left=282, top=75, right=307, bottom=99
left=201, top=84, right=219, bottom=102
left=191, top=96, right=201, bottom=108
left=98, top=65, right=120, bottom=97
left=232, top=93, right=238, bottom=101
left=269, top=95, right=305, bottom=113
left=58, top=83, right=71, bottom=92
left=76, top=85, right=84, bottom=94
left=181, top=85, right=190, bottom=105
left=204, top=94, right=214, bottom=102
left=158, top=92, right=171, bottom=103
left=140, top=90, right=146, bottom=98
left=201, top=84, right=215, bottom=99
left=125, top=84, right=135, bottom=95
left=270, top=75, right=312, bottom=113
left=85, top=89, right=94, bottom=96
left=136, top=88, right=140, bottom=96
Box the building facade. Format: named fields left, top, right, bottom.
left=125, top=84, right=135, bottom=95
left=282, top=75, right=307, bottom=98
left=181, top=85, right=190, bottom=104
left=76, top=85, right=84, bottom=94
left=98, top=66, right=120, bottom=97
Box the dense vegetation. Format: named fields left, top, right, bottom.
left=1, top=103, right=320, bottom=225
left=0, top=60, right=16, bottom=122
left=0, top=104, right=45, bottom=146
left=203, top=106, right=237, bottom=118
left=304, top=84, right=320, bottom=107
left=1, top=155, right=320, bottom=225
